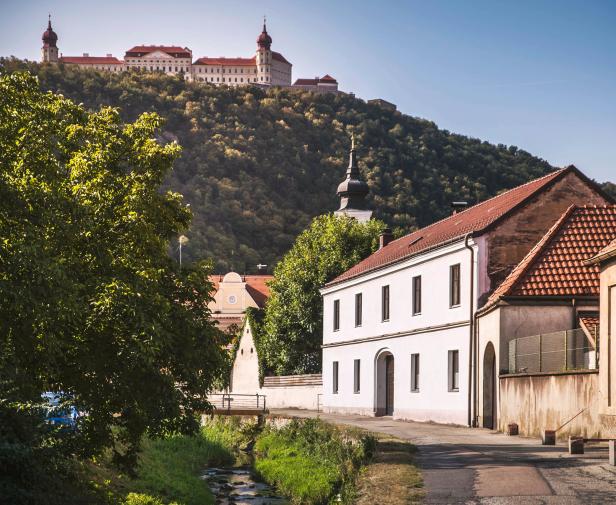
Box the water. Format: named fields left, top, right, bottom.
left=203, top=467, right=288, bottom=505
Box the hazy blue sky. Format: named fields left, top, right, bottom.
left=1, top=0, right=614, bottom=182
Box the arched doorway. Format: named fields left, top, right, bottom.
left=483, top=342, right=497, bottom=429
left=375, top=350, right=394, bottom=416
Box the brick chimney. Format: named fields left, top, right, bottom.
left=379, top=228, right=393, bottom=249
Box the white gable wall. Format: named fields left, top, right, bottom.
left=230, top=321, right=260, bottom=393
left=321, top=239, right=479, bottom=425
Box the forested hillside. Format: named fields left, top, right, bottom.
left=4, top=58, right=612, bottom=271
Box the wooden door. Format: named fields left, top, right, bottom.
left=385, top=355, right=394, bottom=416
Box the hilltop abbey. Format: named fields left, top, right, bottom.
left=40, top=16, right=339, bottom=92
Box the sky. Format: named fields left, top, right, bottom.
left=1, top=0, right=614, bottom=183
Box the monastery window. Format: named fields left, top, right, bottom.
left=450, top=264, right=461, bottom=307
left=333, top=299, right=340, bottom=331
left=355, top=293, right=362, bottom=327
left=332, top=361, right=339, bottom=394
left=381, top=285, right=390, bottom=322
left=448, top=350, right=459, bottom=392
left=241, top=78, right=243, bottom=82
left=353, top=359, right=360, bottom=393
left=411, top=353, right=420, bottom=392
left=412, top=275, right=421, bottom=315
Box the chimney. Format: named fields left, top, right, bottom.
left=451, top=201, right=469, bottom=215
left=82, top=52, right=89, bottom=57
left=379, top=228, right=393, bottom=249
left=106, top=53, right=112, bottom=57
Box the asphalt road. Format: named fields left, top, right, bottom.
left=272, top=409, right=616, bottom=504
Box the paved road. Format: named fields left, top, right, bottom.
left=272, top=409, right=616, bottom=504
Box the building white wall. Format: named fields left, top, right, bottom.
left=321, top=239, right=478, bottom=425
left=230, top=321, right=260, bottom=394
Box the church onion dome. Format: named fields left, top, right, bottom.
left=336, top=136, right=369, bottom=210
left=42, top=16, right=58, bottom=47
left=257, top=21, right=272, bottom=49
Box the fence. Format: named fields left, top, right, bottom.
left=508, top=328, right=597, bottom=374
left=208, top=393, right=267, bottom=414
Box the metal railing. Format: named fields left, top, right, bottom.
left=508, top=328, right=597, bottom=374
left=208, top=393, right=267, bottom=414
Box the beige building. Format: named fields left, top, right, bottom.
left=476, top=203, right=616, bottom=438
left=124, top=45, right=192, bottom=77
left=208, top=271, right=272, bottom=332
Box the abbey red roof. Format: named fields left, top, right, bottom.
left=60, top=56, right=122, bottom=64
left=294, top=75, right=337, bottom=86
left=328, top=168, right=573, bottom=286
left=194, top=56, right=256, bottom=66
left=272, top=51, right=291, bottom=65
left=125, top=46, right=191, bottom=58
left=486, top=205, right=616, bottom=304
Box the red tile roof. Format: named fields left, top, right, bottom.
left=586, top=238, right=616, bottom=265
left=125, top=46, right=191, bottom=58
left=194, top=56, right=256, bottom=66
left=579, top=312, right=600, bottom=345
left=486, top=205, right=616, bottom=304
left=294, top=75, right=337, bottom=86
left=60, top=56, right=122, bottom=64
left=328, top=168, right=572, bottom=286
left=272, top=51, right=291, bottom=65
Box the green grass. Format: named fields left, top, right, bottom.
left=254, top=418, right=376, bottom=504
left=86, top=416, right=257, bottom=505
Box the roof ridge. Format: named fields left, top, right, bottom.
left=484, top=204, right=578, bottom=307
left=379, top=168, right=566, bottom=250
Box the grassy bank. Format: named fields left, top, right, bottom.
left=88, top=417, right=256, bottom=505
left=254, top=418, right=376, bottom=504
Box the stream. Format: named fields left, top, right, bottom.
left=203, top=466, right=288, bottom=505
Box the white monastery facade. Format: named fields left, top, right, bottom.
left=40, top=17, right=334, bottom=90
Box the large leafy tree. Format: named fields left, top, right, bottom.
left=261, top=214, right=386, bottom=374
left=0, top=72, right=225, bottom=479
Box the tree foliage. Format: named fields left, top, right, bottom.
left=0, top=71, right=226, bottom=500
left=1, top=59, right=597, bottom=273
left=261, top=215, right=386, bottom=374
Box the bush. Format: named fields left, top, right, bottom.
left=254, top=418, right=376, bottom=504
left=123, top=493, right=178, bottom=505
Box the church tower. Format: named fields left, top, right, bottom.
left=256, top=18, right=272, bottom=84
left=41, top=15, right=58, bottom=63
left=335, top=136, right=373, bottom=222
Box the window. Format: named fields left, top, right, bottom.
left=448, top=350, right=459, bottom=391
left=381, top=285, right=390, bottom=321
left=411, top=353, right=420, bottom=392
left=333, top=361, right=339, bottom=394
left=412, top=275, right=421, bottom=315
left=355, top=293, right=362, bottom=327
left=333, top=299, right=340, bottom=331
left=450, top=264, right=461, bottom=307
left=354, top=359, right=361, bottom=393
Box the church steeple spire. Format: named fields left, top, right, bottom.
left=334, top=134, right=373, bottom=222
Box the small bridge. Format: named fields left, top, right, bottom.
left=208, top=393, right=268, bottom=416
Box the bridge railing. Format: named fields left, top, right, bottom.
left=208, top=393, right=267, bottom=414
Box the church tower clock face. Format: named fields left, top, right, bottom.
left=228, top=295, right=237, bottom=305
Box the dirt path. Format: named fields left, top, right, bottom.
left=272, top=409, right=616, bottom=504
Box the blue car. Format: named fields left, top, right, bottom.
left=42, top=392, right=79, bottom=429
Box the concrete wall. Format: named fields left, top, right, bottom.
left=599, top=257, right=616, bottom=425
left=477, top=303, right=595, bottom=429
left=260, top=384, right=322, bottom=410
left=499, top=371, right=600, bottom=439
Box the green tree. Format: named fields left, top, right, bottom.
left=0, top=71, right=225, bottom=492
left=261, top=214, right=386, bottom=374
